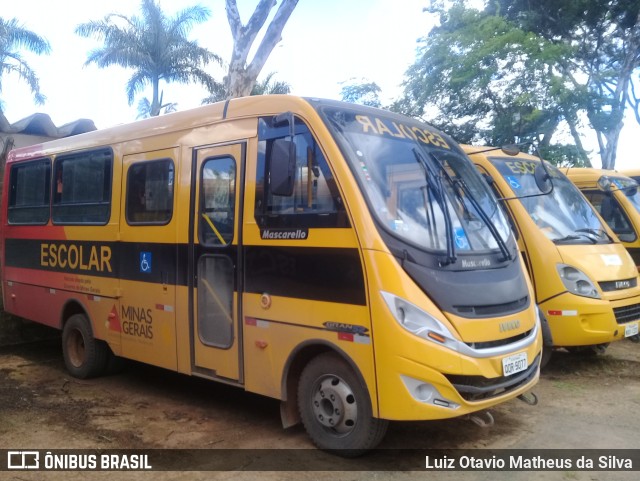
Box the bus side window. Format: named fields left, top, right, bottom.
left=126, top=159, right=174, bottom=225
left=255, top=116, right=349, bottom=229
left=7, top=158, right=51, bottom=225
left=199, top=156, right=236, bottom=246
left=584, top=190, right=636, bottom=241
left=52, top=148, right=113, bottom=225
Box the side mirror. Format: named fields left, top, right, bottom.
left=269, top=138, right=296, bottom=196
left=534, top=162, right=553, bottom=194
left=501, top=144, right=521, bottom=156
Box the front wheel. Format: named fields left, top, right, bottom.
left=62, top=313, right=109, bottom=379
left=297, top=352, right=388, bottom=456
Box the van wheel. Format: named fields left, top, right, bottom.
left=297, top=352, right=388, bottom=456
left=540, top=346, right=553, bottom=370
left=62, top=314, right=109, bottom=379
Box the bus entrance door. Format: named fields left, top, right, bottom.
left=190, top=143, right=245, bottom=382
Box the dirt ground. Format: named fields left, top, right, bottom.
left=1, top=335, right=639, bottom=481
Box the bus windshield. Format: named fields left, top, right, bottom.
left=491, top=157, right=611, bottom=244
left=320, top=107, right=511, bottom=257
left=611, top=177, right=640, bottom=213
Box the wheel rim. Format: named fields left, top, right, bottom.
left=311, top=374, right=358, bottom=435
left=66, top=329, right=86, bottom=368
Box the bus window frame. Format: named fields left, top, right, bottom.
left=254, top=115, right=348, bottom=230
left=125, top=158, right=175, bottom=226
left=198, top=155, right=237, bottom=247
left=7, top=157, right=52, bottom=226
left=51, top=147, right=114, bottom=226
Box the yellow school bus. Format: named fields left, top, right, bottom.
left=1, top=96, right=542, bottom=454
left=465, top=147, right=640, bottom=361
left=566, top=168, right=640, bottom=271
left=621, top=169, right=640, bottom=185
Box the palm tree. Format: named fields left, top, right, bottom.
left=251, top=72, right=291, bottom=96
left=136, top=91, right=177, bottom=119
left=0, top=17, right=51, bottom=110
left=202, top=71, right=290, bottom=104
left=76, top=0, right=221, bottom=117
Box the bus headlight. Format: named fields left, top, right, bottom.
left=380, top=291, right=457, bottom=347
left=556, top=264, right=600, bottom=299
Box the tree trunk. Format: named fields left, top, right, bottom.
left=151, top=77, right=162, bottom=117
left=225, top=0, right=299, bottom=99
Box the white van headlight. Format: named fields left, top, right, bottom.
left=556, top=264, right=600, bottom=299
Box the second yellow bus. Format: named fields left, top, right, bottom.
left=466, top=147, right=640, bottom=362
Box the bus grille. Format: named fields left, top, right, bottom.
left=465, top=329, right=532, bottom=350
left=454, top=296, right=528, bottom=317
left=613, top=304, right=640, bottom=325
left=599, top=278, right=637, bottom=292
left=444, top=354, right=540, bottom=402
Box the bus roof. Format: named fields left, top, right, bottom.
left=5, top=95, right=321, bottom=164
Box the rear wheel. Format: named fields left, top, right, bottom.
left=297, top=352, right=388, bottom=456
left=62, top=313, right=109, bottom=379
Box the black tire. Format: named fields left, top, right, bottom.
left=62, top=313, right=109, bottom=379
left=105, top=349, right=127, bottom=375
left=540, top=345, right=553, bottom=370
left=297, top=352, right=388, bottom=456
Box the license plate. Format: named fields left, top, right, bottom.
left=625, top=322, right=639, bottom=338
left=502, top=352, right=528, bottom=376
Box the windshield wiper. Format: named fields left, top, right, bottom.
left=554, top=228, right=609, bottom=245
left=575, top=228, right=612, bottom=242
left=413, top=148, right=456, bottom=265
left=427, top=152, right=513, bottom=262
left=553, top=234, right=597, bottom=244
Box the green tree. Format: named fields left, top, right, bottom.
left=399, top=2, right=589, bottom=165
left=487, top=0, right=640, bottom=169
left=136, top=91, right=178, bottom=119
left=340, top=79, right=382, bottom=108
left=202, top=71, right=290, bottom=104
left=251, top=71, right=291, bottom=95
left=76, top=0, right=220, bottom=117
left=0, top=17, right=51, bottom=109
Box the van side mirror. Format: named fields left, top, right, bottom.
left=501, top=144, right=521, bottom=156
left=270, top=138, right=296, bottom=196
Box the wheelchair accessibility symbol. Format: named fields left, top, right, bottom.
left=140, top=252, right=152, bottom=273
left=454, top=227, right=470, bottom=249
left=506, top=176, right=521, bottom=190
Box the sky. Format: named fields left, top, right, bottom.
left=1, top=0, right=639, bottom=170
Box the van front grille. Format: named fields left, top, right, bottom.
left=599, top=278, right=637, bottom=292
left=445, top=354, right=540, bottom=401
left=613, top=304, right=640, bottom=324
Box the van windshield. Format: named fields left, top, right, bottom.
left=491, top=157, right=611, bottom=244
left=613, top=178, right=640, bottom=213
left=320, top=107, right=511, bottom=257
